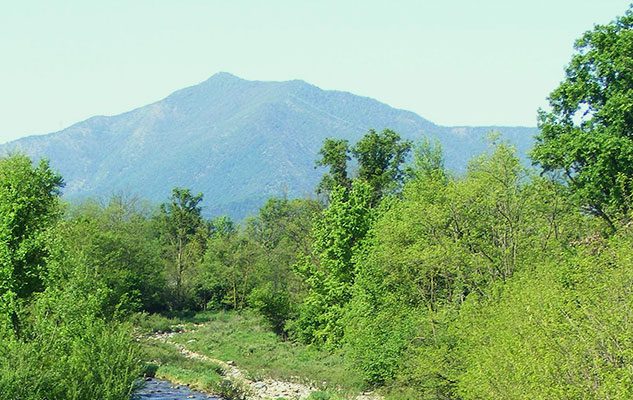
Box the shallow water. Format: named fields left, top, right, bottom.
left=133, top=378, right=222, bottom=400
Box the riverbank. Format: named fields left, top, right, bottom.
left=136, top=311, right=382, bottom=400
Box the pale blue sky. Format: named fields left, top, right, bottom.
left=1, top=0, right=631, bottom=143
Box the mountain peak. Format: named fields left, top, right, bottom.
left=206, top=71, right=243, bottom=82
left=203, top=73, right=312, bottom=88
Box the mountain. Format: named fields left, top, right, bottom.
left=1, top=73, right=537, bottom=218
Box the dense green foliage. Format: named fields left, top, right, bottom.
left=352, top=129, right=412, bottom=203
left=293, top=182, right=374, bottom=346
left=316, top=138, right=352, bottom=194
left=63, top=197, right=165, bottom=315
left=341, top=143, right=596, bottom=396
left=316, top=129, right=412, bottom=202
left=0, top=155, right=63, bottom=337
left=0, top=155, right=140, bottom=400
left=199, top=197, right=319, bottom=329
left=452, top=231, right=633, bottom=398
left=293, top=129, right=411, bottom=346
left=532, top=7, right=633, bottom=227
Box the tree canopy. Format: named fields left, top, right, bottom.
left=531, top=7, right=633, bottom=226
left=0, top=155, right=63, bottom=336
left=316, top=129, right=412, bottom=204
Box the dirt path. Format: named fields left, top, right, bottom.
left=150, top=328, right=382, bottom=400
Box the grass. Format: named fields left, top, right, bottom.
left=139, top=339, right=224, bottom=393
left=307, top=391, right=348, bottom=400
left=131, top=312, right=185, bottom=335
left=137, top=310, right=366, bottom=398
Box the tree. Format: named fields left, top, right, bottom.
left=411, top=138, right=446, bottom=181
left=352, top=129, right=412, bottom=203
left=531, top=6, right=633, bottom=228
left=0, top=154, right=63, bottom=337
left=157, top=187, right=208, bottom=309
left=63, top=196, right=165, bottom=315
left=316, top=129, right=412, bottom=204
left=294, top=130, right=411, bottom=345
left=202, top=230, right=259, bottom=310
left=342, top=143, right=586, bottom=390
left=292, top=181, right=374, bottom=346
left=210, top=215, right=235, bottom=237
left=0, top=156, right=140, bottom=399
left=316, top=138, right=351, bottom=195
left=245, top=198, right=321, bottom=334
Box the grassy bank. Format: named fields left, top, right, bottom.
left=140, top=339, right=224, bottom=393
left=136, top=311, right=366, bottom=399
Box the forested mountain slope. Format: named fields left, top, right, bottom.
left=1, top=73, right=536, bottom=217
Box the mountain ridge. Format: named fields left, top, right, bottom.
left=1, top=73, right=538, bottom=218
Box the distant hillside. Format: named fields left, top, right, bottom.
left=1, top=73, right=537, bottom=218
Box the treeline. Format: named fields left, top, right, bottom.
left=298, top=140, right=630, bottom=398
left=57, top=186, right=322, bottom=322
left=2, top=132, right=629, bottom=399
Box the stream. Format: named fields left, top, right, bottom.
left=133, top=378, right=222, bottom=400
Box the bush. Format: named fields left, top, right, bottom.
left=0, top=234, right=142, bottom=400
left=0, top=316, right=140, bottom=400
left=248, top=283, right=294, bottom=336
left=451, top=230, right=633, bottom=399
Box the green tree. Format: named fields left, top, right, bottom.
left=292, top=181, right=374, bottom=346
left=202, top=230, right=259, bottom=310
left=343, top=144, right=587, bottom=392
left=294, top=130, right=410, bottom=346
left=0, top=156, right=140, bottom=399
left=454, top=227, right=633, bottom=399
left=194, top=216, right=236, bottom=310
left=352, top=129, right=412, bottom=203
left=410, top=138, right=446, bottom=180
left=531, top=6, right=633, bottom=227
left=1, top=225, right=141, bottom=399
left=210, top=215, right=235, bottom=237
left=316, top=138, right=351, bottom=195
left=245, top=198, right=321, bottom=334
left=62, top=196, right=165, bottom=315
left=0, top=154, right=63, bottom=337
left=157, top=187, right=208, bottom=309
left=316, top=130, right=412, bottom=203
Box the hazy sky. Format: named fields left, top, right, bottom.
left=1, top=1, right=631, bottom=143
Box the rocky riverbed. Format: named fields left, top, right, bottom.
left=147, top=326, right=382, bottom=400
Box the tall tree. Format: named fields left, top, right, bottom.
left=316, top=129, right=412, bottom=203
left=293, top=181, right=374, bottom=346
left=202, top=229, right=259, bottom=310
left=294, top=129, right=411, bottom=345
left=245, top=198, right=321, bottom=333
left=531, top=6, right=633, bottom=228
left=157, top=187, right=208, bottom=309
left=0, top=154, right=63, bottom=337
